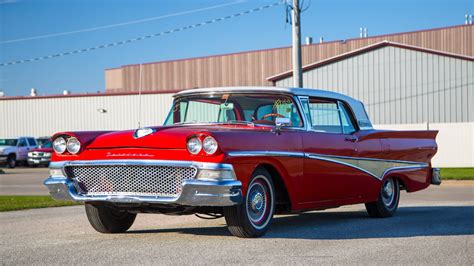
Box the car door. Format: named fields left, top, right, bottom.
left=299, top=96, right=367, bottom=203
left=16, top=138, right=29, bottom=160
left=27, top=137, right=38, bottom=149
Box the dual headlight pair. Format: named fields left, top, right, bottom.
left=53, top=136, right=81, bottom=154
left=187, top=136, right=218, bottom=155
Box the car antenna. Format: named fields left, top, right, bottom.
left=137, top=63, right=143, bottom=129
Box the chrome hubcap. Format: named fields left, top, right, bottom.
left=381, top=179, right=395, bottom=207
left=251, top=192, right=264, bottom=211
left=383, top=182, right=393, bottom=197
left=245, top=175, right=274, bottom=229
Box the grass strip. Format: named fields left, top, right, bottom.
left=0, top=195, right=81, bottom=212
left=440, top=168, right=474, bottom=180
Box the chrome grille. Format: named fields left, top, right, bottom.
left=64, top=165, right=197, bottom=197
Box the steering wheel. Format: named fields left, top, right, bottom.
left=261, top=113, right=285, bottom=120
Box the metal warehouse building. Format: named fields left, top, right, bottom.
left=1, top=24, right=473, bottom=167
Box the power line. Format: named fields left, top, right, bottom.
left=0, top=1, right=283, bottom=67
left=0, top=0, right=248, bottom=44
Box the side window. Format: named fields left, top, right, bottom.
left=254, top=97, right=302, bottom=127
left=339, top=103, right=357, bottom=134
left=18, top=138, right=27, bottom=147
left=308, top=99, right=342, bottom=133
left=27, top=137, right=37, bottom=146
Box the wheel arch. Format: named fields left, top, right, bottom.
left=256, top=163, right=292, bottom=213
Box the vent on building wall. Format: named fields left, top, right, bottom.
left=30, top=88, right=37, bottom=97
left=466, top=14, right=473, bottom=25
left=305, top=36, right=313, bottom=45
left=63, top=90, right=70, bottom=95
left=359, top=27, right=368, bottom=38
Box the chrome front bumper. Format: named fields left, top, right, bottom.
left=44, top=160, right=242, bottom=207
left=27, top=157, right=51, bottom=165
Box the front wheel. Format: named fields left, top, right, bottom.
left=224, top=168, right=276, bottom=238
left=365, top=177, right=400, bottom=218
left=85, top=203, right=136, bottom=233
left=7, top=155, right=16, bottom=168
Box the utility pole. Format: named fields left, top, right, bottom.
left=292, top=0, right=303, bottom=87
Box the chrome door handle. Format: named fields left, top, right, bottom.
left=344, top=136, right=358, bottom=142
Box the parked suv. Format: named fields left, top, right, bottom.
left=27, top=138, right=53, bottom=167
left=0, top=137, right=38, bottom=168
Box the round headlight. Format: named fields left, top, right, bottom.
left=53, top=137, right=67, bottom=154
left=66, top=137, right=81, bottom=154
left=187, top=137, right=202, bottom=155
left=202, top=136, right=218, bottom=155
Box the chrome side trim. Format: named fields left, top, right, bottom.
left=305, top=153, right=428, bottom=180
left=227, top=151, right=305, bottom=158
left=227, top=150, right=428, bottom=180
left=306, top=153, right=429, bottom=166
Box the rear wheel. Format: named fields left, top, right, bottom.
left=85, top=203, right=136, bottom=233
left=7, top=155, right=16, bottom=168
left=224, top=168, right=275, bottom=238
left=365, top=177, right=400, bottom=218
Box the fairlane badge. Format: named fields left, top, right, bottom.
left=106, top=152, right=154, bottom=157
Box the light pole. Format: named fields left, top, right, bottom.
left=292, top=0, right=303, bottom=88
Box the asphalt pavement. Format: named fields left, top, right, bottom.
left=0, top=167, right=49, bottom=195
left=0, top=170, right=472, bottom=265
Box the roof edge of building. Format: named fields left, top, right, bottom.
left=107, top=24, right=473, bottom=71
left=267, top=40, right=474, bottom=82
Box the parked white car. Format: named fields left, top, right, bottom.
left=0, top=137, right=38, bottom=168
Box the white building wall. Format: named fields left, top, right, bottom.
left=0, top=93, right=173, bottom=138
left=276, top=46, right=474, bottom=125
left=374, top=122, right=474, bottom=168
left=276, top=45, right=474, bottom=167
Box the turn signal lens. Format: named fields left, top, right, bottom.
left=53, top=137, right=67, bottom=154
left=202, top=136, right=218, bottom=155
left=66, top=137, right=81, bottom=154
left=187, top=137, right=202, bottom=155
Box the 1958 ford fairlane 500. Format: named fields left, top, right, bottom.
left=44, top=87, right=441, bottom=238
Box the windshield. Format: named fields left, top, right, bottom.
left=0, top=139, right=18, bottom=146
left=38, top=139, right=52, bottom=148
left=164, top=93, right=303, bottom=127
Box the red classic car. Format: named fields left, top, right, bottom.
left=44, top=87, right=441, bottom=238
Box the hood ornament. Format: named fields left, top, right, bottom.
left=134, top=127, right=155, bottom=139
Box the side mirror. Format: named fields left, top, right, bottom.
left=273, top=117, right=291, bottom=135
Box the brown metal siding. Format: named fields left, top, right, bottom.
left=105, top=24, right=473, bottom=92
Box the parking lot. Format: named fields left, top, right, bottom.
left=0, top=167, right=473, bottom=264
left=0, top=167, right=49, bottom=195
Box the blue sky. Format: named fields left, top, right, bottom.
left=0, top=0, right=472, bottom=96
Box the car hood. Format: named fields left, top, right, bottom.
left=30, top=147, right=53, bottom=153
left=86, top=124, right=268, bottom=150
left=0, top=145, right=14, bottom=153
